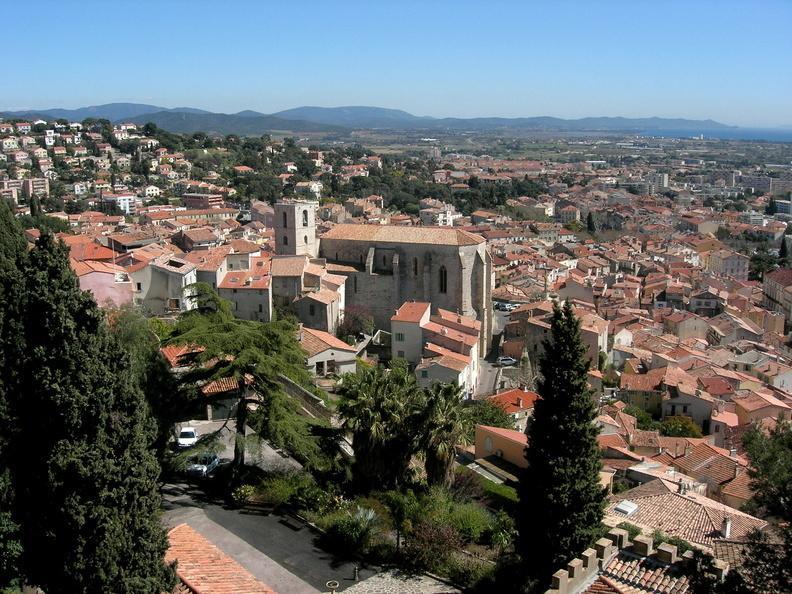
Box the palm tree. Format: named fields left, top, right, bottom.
left=338, top=362, right=426, bottom=491
left=423, top=382, right=471, bottom=489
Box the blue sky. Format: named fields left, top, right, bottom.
left=5, top=0, right=792, bottom=126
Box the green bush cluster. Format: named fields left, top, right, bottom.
left=254, top=471, right=313, bottom=508
left=321, top=507, right=378, bottom=558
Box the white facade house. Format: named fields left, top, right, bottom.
left=131, top=255, right=198, bottom=314
left=391, top=301, right=481, bottom=396
left=299, top=326, right=358, bottom=376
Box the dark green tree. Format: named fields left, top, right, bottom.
left=167, top=285, right=322, bottom=482
left=0, top=201, right=27, bottom=590
left=108, top=306, right=188, bottom=460
left=779, top=237, right=788, bottom=267
left=517, top=302, right=605, bottom=589
left=7, top=233, right=174, bottom=594
left=765, top=197, right=777, bottom=215
left=465, top=399, right=515, bottom=441
left=338, top=362, right=427, bottom=491
left=748, top=246, right=777, bottom=281
left=660, top=415, right=703, bottom=437
left=586, top=211, right=596, bottom=234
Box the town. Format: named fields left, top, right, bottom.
left=1, top=105, right=790, bottom=594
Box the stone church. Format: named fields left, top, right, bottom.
left=275, top=199, right=493, bottom=352
left=320, top=224, right=492, bottom=352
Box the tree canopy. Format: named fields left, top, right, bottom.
left=517, top=301, right=605, bottom=590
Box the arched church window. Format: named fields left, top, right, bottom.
left=413, top=257, right=418, bottom=276
left=302, top=209, right=308, bottom=226
left=439, top=266, right=447, bottom=294
left=283, top=236, right=288, bottom=246
left=282, top=211, right=288, bottom=227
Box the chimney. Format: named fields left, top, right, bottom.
left=721, top=517, right=732, bottom=539
left=518, top=398, right=523, bottom=408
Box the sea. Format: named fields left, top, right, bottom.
left=639, top=128, right=792, bottom=143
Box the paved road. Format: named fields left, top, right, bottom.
left=163, top=482, right=378, bottom=592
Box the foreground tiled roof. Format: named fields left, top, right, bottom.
left=165, top=524, right=276, bottom=594
left=601, top=550, right=690, bottom=594
left=607, top=479, right=766, bottom=547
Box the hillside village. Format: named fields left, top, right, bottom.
left=2, top=114, right=792, bottom=594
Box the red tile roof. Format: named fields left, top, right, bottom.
left=488, top=387, right=540, bottom=413
left=391, top=301, right=430, bottom=323
left=165, top=524, right=276, bottom=594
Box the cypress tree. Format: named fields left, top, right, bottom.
left=0, top=201, right=27, bottom=589
left=779, top=237, right=788, bottom=267
left=8, top=233, right=174, bottom=593
left=586, top=211, right=596, bottom=234
left=517, top=301, right=605, bottom=588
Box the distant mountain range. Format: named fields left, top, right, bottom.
left=0, top=102, right=737, bottom=135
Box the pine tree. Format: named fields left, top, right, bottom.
left=779, top=236, right=788, bottom=267
left=8, top=234, right=174, bottom=594
left=586, top=211, right=596, bottom=234
left=517, top=301, right=605, bottom=589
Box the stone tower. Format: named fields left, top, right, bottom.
left=274, top=199, right=317, bottom=257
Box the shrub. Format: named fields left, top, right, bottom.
left=402, top=519, right=462, bottom=572
left=450, top=468, right=485, bottom=502
left=617, top=522, right=642, bottom=541
left=651, top=530, right=694, bottom=555
left=292, top=482, right=344, bottom=514
left=449, top=503, right=493, bottom=543
left=231, top=484, right=255, bottom=507
left=486, top=510, right=517, bottom=552
left=255, top=471, right=313, bottom=508
left=322, top=506, right=378, bottom=558
left=443, top=553, right=493, bottom=590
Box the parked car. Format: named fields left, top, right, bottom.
left=176, top=427, right=198, bottom=448
left=185, top=454, right=220, bottom=478
left=496, top=356, right=518, bottom=366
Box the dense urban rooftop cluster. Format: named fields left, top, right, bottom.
left=2, top=114, right=791, bottom=593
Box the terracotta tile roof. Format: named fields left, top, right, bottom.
left=631, top=429, right=661, bottom=449
left=720, top=471, right=754, bottom=503
left=218, top=265, right=271, bottom=290
left=607, top=479, right=766, bottom=547
left=270, top=255, right=307, bottom=277
left=200, top=377, right=242, bottom=396
left=476, top=424, right=527, bottom=445
left=165, top=524, right=276, bottom=594
left=417, top=354, right=469, bottom=373
left=433, top=307, right=482, bottom=331
left=583, top=575, right=628, bottom=593
left=160, top=344, right=205, bottom=368
left=602, top=550, right=690, bottom=594
left=599, top=433, right=629, bottom=450
left=182, top=246, right=232, bottom=271
left=674, top=443, right=746, bottom=485
left=70, top=259, right=127, bottom=277
left=488, top=387, right=540, bottom=413
left=303, top=288, right=338, bottom=304
left=321, top=223, right=484, bottom=246
left=300, top=327, right=356, bottom=358
left=391, top=301, right=431, bottom=323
